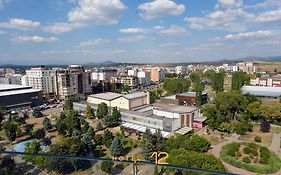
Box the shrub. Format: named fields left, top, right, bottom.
left=247, top=143, right=258, bottom=150
left=224, top=143, right=240, bottom=157
left=259, top=157, right=268, bottom=164
left=243, top=147, right=252, bottom=154
left=255, top=136, right=262, bottom=142
left=242, top=157, right=251, bottom=164
left=260, top=120, right=270, bottom=133
left=260, top=147, right=270, bottom=159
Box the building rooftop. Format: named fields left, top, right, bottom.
left=0, top=88, right=41, bottom=97
left=153, top=103, right=198, bottom=113
left=89, top=92, right=122, bottom=101
left=242, top=86, right=281, bottom=97
left=178, top=91, right=207, bottom=97
left=0, top=84, right=31, bottom=92
left=124, top=92, right=146, bottom=100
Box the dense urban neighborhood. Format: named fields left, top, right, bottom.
left=0, top=61, right=281, bottom=174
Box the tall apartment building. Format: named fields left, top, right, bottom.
left=22, top=66, right=56, bottom=96
left=91, top=69, right=117, bottom=82
left=150, top=67, right=165, bottom=83
left=110, top=76, right=138, bottom=88
left=0, top=74, right=22, bottom=85
left=56, top=65, right=91, bottom=99
left=137, top=70, right=151, bottom=86
left=237, top=62, right=256, bottom=74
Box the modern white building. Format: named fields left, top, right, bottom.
left=128, top=69, right=138, bottom=76
left=137, top=71, right=151, bottom=86
left=91, top=69, right=117, bottom=82
left=22, top=66, right=56, bottom=95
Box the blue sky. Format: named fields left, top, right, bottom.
left=0, top=0, right=280, bottom=64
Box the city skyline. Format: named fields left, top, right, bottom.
left=0, top=0, right=281, bottom=64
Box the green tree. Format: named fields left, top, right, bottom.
left=155, top=129, right=165, bottom=151
left=120, top=125, right=125, bottom=138
left=82, top=122, right=89, bottom=134
left=110, top=136, right=123, bottom=157
left=111, top=107, right=121, bottom=126
left=213, top=72, right=225, bottom=93
left=55, top=116, right=67, bottom=135
left=260, top=119, right=270, bottom=132
left=101, top=161, right=113, bottom=174
left=102, top=129, right=114, bottom=147
left=141, top=129, right=156, bottom=161
left=3, top=121, right=17, bottom=142
left=149, top=90, right=157, bottom=104
left=23, top=141, right=42, bottom=162
left=65, top=110, right=81, bottom=135
left=85, top=104, right=93, bottom=119
left=64, top=96, right=76, bottom=110
left=43, top=117, right=52, bottom=131
left=82, top=127, right=95, bottom=149
left=167, top=148, right=226, bottom=174
left=122, top=84, right=130, bottom=92
left=96, top=122, right=103, bottom=130
left=34, top=128, right=46, bottom=139
left=231, top=71, right=250, bottom=90
left=185, top=134, right=211, bottom=152
left=163, top=78, right=191, bottom=95
left=97, top=102, right=108, bottom=119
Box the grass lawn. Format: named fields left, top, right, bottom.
left=239, top=124, right=273, bottom=146
left=196, top=127, right=228, bottom=145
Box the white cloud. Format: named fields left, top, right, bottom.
left=68, top=0, right=127, bottom=24
left=79, top=38, right=110, bottom=47
left=0, top=18, right=40, bottom=30
left=159, top=42, right=179, bottom=47
left=225, top=30, right=273, bottom=40
left=12, top=35, right=58, bottom=43
left=138, top=0, right=185, bottom=20
left=246, top=0, right=281, bottom=9
left=153, top=25, right=165, bottom=30
left=217, top=0, right=243, bottom=8
left=254, top=9, right=281, bottom=23
left=119, top=28, right=148, bottom=34
left=43, top=22, right=86, bottom=33
left=118, top=35, right=146, bottom=42
left=185, top=8, right=253, bottom=32
left=0, top=30, right=5, bottom=34
left=159, top=25, right=189, bottom=36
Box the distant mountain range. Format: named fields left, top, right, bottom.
left=1, top=56, right=281, bottom=67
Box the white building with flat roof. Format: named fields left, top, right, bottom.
left=23, top=66, right=56, bottom=95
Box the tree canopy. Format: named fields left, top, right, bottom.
left=163, top=77, right=191, bottom=95
left=231, top=71, right=250, bottom=90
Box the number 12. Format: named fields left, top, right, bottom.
left=151, top=152, right=169, bottom=164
